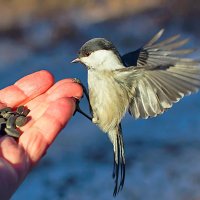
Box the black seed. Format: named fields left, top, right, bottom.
left=16, top=106, right=25, bottom=114
left=0, top=107, right=12, bottom=113
left=0, top=118, right=6, bottom=124
left=16, top=116, right=28, bottom=127
left=0, top=106, right=30, bottom=139
left=22, top=109, right=30, bottom=116
left=6, top=115, right=17, bottom=129
left=7, top=111, right=18, bottom=115
left=5, top=128, right=20, bottom=138
left=2, top=112, right=12, bottom=119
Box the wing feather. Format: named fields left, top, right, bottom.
left=145, top=75, right=172, bottom=109
left=118, top=30, right=200, bottom=119
left=145, top=29, right=164, bottom=46
left=116, top=64, right=200, bottom=119
left=121, top=29, right=198, bottom=68
left=148, top=38, right=189, bottom=50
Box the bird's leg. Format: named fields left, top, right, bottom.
left=78, top=79, right=93, bottom=115
left=74, top=100, right=92, bottom=121
left=73, top=78, right=93, bottom=121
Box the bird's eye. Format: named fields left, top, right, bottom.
left=85, top=52, right=91, bottom=57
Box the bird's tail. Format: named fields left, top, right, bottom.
left=108, top=124, right=125, bottom=196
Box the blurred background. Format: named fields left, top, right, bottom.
left=1, top=0, right=200, bottom=199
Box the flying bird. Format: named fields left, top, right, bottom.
left=72, top=29, right=200, bottom=196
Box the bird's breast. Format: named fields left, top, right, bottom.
left=88, top=70, right=129, bottom=132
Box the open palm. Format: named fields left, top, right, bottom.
left=0, top=70, right=83, bottom=200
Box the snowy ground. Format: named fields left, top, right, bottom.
left=0, top=7, right=200, bottom=200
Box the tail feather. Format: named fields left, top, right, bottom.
left=108, top=125, right=126, bottom=196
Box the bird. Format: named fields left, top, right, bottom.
left=71, top=29, right=200, bottom=196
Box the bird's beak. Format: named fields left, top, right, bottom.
left=71, top=58, right=81, bottom=63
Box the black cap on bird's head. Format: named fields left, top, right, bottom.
left=79, top=38, right=119, bottom=58
left=71, top=38, right=121, bottom=63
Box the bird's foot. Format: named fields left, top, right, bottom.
left=72, top=78, right=93, bottom=121
left=72, top=78, right=82, bottom=85
left=73, top=100, right=92, bottom=121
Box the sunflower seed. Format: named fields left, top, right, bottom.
left=16, top=106, right=24, bottom=114
left=2, top=112, right=12, bottom=119
left=6, top=115, right=17, bottom=129
left=5, top=128, right=20, bottom=138
left=0, top=107, right=12, bottom=113
left=16, top=116, right=28, bottom=127
left=0, top=106, right=30, bottom=138
left=0, top=118, right=6, bottom=124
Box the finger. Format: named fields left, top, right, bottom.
left=0, top=137, right=30, bottom=175
left=0, top=70, right=54, bottom=107
left=25, top=79, right=83, bottom=111
left=0, top=137, right=30, bottom=194
left=20, top=79, right=83, bottom=130
left=0, top=137, right=23, bottom=165
left=46, top=79, right=83, bottom=99
left=19, top=97, right=75, bottom=164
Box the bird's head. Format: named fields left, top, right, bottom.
left=72, top=38, right=122, bottom=70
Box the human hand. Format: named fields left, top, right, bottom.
left=0, top=70, right=83, bottom=200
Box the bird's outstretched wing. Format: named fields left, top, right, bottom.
left=116, top=30, right=200, bottom=119
left=121, top=29, right=196, bottom=69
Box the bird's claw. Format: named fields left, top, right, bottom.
left=72, top=78, right=93, bottom=120
left=72, top=78, right=82, bottom=84
left=73, top=99, right=92, bottom=121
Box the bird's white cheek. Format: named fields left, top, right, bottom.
left=80, top=57, right=96, bottom=68
left=80, top=57, right=87, bottom=64
left=80, top=57, right=92, bottom=67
